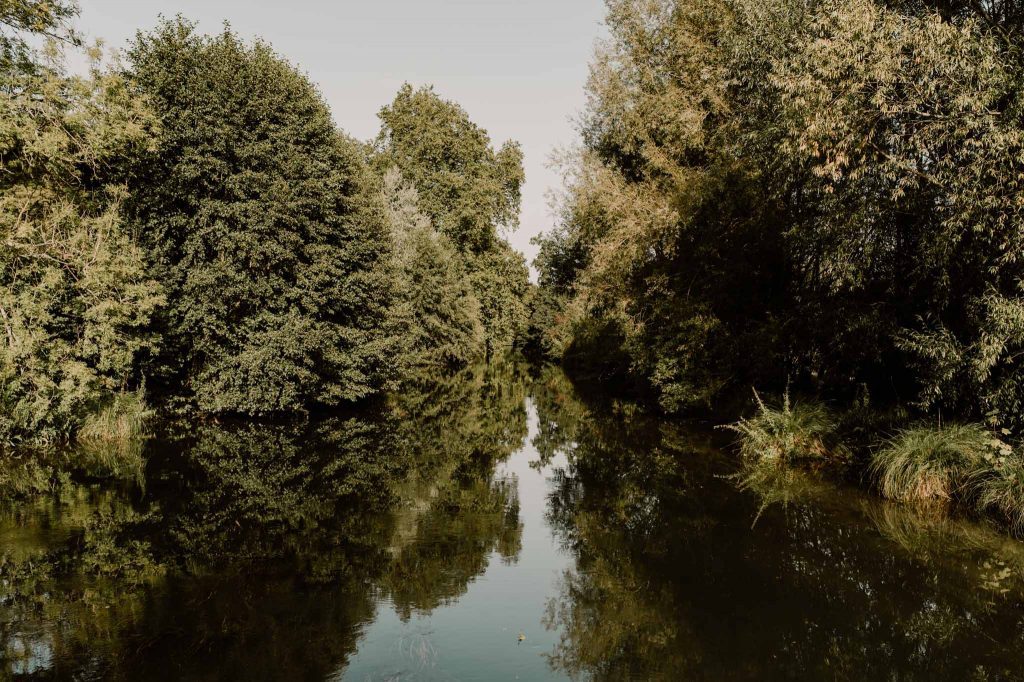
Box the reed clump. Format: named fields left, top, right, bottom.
left=728, top=390, right=1024, bottom=537
left=724, top=391, right=844, bottom=468
left=78, top=392, right=152, bottom=444
left=971, top=453, right=1024, bottom=534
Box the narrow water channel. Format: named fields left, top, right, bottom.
left=1, top=365, right=1023, bottom=680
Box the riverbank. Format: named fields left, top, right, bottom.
left=725, top=389, right=1024, bottom=537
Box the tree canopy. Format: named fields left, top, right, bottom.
left=0, top=8, right=534, bottom=445
left=533, top=0, right=1024, bottom=429
left=376, top=84, right=529, bottom=356
left=0, top=3, right=161, bottom=444
left=124, top=19, right=397, bottom=415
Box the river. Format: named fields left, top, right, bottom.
left=1, top=364, right=1023, bottom=679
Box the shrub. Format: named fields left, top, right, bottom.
left=869, top=424, right=991, bottom=503
left=972, top=454, right=1024, bottom=534
left=724, top=391, right=840, bottom=467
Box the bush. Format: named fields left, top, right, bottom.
left=869, top=424, right=992, bottom=503
left=724, top=391, right=840, bottom=467
left=972, top=454, right=1024, bottom=534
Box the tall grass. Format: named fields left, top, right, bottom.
left=727, top=388, right=1024, bottom=537
left=78, top=391, right=152, bottom=444
left=869, top=424, right=991, bottom=503
left=724, top=390, right=841, bottom=467
left=971, top=455, right=1024, bottom=534
left=870, top=423, right=1024, bottom=534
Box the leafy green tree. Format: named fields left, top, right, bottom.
left=375, top=84, right=529, bottom=355
left=125, top=19, right=395, bottom=415
left=375, top=84, right=523, bottom=253
left=467, top=241, right=530, bottom=357
left=535, top=0, right=1024, bottom=428
left=0, top=13, right=162, bottom=445
left=382, top=168, right=485, bottom=369
left=0, top=0, right=79, bottom=70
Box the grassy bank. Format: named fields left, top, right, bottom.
left=726, top=391, right=1024, bottom=536
left=0, top=391, right=152, bottom=500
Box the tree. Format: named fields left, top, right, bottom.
left=375, top=84, right=523, bottom=254
left=0, top=9, right=162, bottom=444
left=466, top=241, right=530, bottom=358
left=0, top=0, right=80, bottom=71
left=375, top=84, right=529, bottom=355
left=125, top=19, right=396, bottom=415
left=382, top=168, right=485, bottom=369
left=535, top=0, right=1024, bottom=426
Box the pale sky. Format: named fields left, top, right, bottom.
left=75, top=0, right=607, bottom=277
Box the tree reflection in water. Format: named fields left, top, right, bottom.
left=533, top=367, right=1024, bottom=681
left=3, top=364, right=1024, bottom=679
left=0, top=362, right=527, bottom=680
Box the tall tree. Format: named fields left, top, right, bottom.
left=375, top=84, right=529, bottom=355
left=125, top=19, right=396, bottom=415
left=1, top=4, right=162, bottom=444
left=535, top=0, right=1024, bottom=425
left=382, top=168, right=485, bottom=369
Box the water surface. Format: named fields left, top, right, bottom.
left=1, top=365, right=1024, bottom=680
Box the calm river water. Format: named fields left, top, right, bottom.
left=2, top=364, right=1024, bottom=680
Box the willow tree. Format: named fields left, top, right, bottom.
left=375, top=85, right=529, bottom=356
left=0, top=2, right=163, bottom=444
left=125, top=19, right=395, bottom=414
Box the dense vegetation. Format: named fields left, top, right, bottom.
left=375, top=84, right=530, bottom=358
left=533, top=0, right=1024, bottom=427
left=1, top=2, right=162, bottom=444
left=8, top=0, right=1024, bottom=538
left=0, top=3, right=529, bottom=444
left=124, top=19, right=397, bottom=414
left=526, top=0, right=1024, bottom=530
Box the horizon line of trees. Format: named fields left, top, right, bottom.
left=1, top=1, right=530, bottom=445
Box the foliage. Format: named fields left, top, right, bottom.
left=523, top=284, right=571, bottom=359
left=724, top=391, right=841, bottom=467
left=0, top=0, right=79, bottom=71
left=375, top=83, right=523, bottom=253
left=466, top=240, right=530, bottom=356
left=870, top=424, right=994, bottom=502
left=3, top=11, right=535, bottom=435
left=77, top=389, right=151, bottom=443
left=0, top=20, right=162, bottom=444
left=382, top=168, right=484, bottom=369
left=971, top=450, right=1024, bottom=533
left=533, top=0, right=1024, bottom=429
left=375, top=84, right=529, bottom=354
left=124, top=19, right=395, bottom=415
